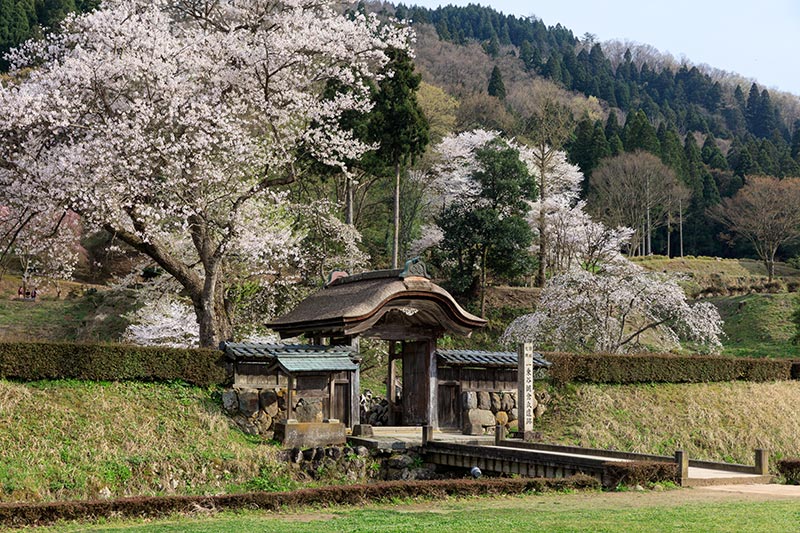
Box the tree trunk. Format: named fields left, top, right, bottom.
left=679, top=198, right=684, bottom=258
left=105, top=223, right=232, bottom=348
left=666, top=220, right=672, bottom=258
left=195, top=273, right=233, bottom=348
left=480, top=246, right=488, bottom=318
left=536, top=161, right=547, bottom=287
left=392, top=160, right=401, bottom=269
left=345, top=174, right=354, bottom=226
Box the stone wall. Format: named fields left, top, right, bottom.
left=461, top=389, right=550, bottom=435
left=282, top=444, right=437, bottom=482
left=222, top=387, right=324, bottom=438
left=360, top=390, right=390, bottom=426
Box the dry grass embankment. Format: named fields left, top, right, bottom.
left=632, top=255, right=800, bottom=297
left=538, top=381, right=800, bottom=465
left=0, top=380, right=292, bottom=503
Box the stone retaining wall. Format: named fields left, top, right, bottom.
left=222, top=387, right=324, bottom=438
left=461, top=389, right=550, bottom=435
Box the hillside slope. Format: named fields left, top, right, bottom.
left=539, top=380, right=800, bottom=465
left=0, top=380, right=287, bottom=503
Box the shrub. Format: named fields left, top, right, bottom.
left=545, top=352, right=791, bottom=385
left=0, top=342, right=228, bottom=386
left=777, top=459, right=800, bottom=484
left=0, top=477, right=601, bottom=527
left=603, top=461, right=678, bottom=488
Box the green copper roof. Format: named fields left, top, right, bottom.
left=222, top=342, right=358, bottom=373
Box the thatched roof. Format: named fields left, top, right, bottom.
left=269, top=267, right=486, bottom=340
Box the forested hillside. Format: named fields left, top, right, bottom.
left=4, top=1, right=800, bottom=261
left=394, top=3, right=800, bottom=259
left=0, top=0, right=98, bottom=70
left=3, top=1, right=800, bottom=351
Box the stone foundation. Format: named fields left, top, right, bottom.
left=282, top=445, right=438, bottom=482
left=360, top=390, right=390, bottom=426
left=461, top=389, right=550, bottom=435
left=222, top=387, right=325, bottom=437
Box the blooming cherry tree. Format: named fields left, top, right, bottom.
left=502, top=256, right=723, bottom=354
left=5, top=208, right=82, bottom=295
left=0, top=0, right=409, bottom=346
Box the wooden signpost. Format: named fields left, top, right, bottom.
left=517, top=342, right=535, bottom=440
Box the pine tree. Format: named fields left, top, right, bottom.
left=569, top=118, right=594, bottom=174
left=487, top=65, right=506, bottom=100
left=543, top=55, right=562, bottom=84
left=701, top=133, right=729, bottom=170
left=369, top=48, right=430, bottom=268
left=622, top=110, right=660, bottom=154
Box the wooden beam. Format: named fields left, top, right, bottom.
left=387, top=341, right=396, bottom=426
left=287, top=374, right=294, bottom=421
left=427, top=339, right=438, bottom=429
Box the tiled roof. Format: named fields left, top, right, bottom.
left=436, top=349, right=551, bottom=369
left=222, top=342, right=358, bottom=372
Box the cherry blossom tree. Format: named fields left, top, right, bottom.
left=0, top=0, right=410, bottom=346
left=502, top=260, right=723, bottom=354
left=546, top=201, right=633, bottom=275
left=9, top=212, right=81, bottom=296
left=496, top=143, right=722, bottom=353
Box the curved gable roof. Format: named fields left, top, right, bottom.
left=269, top=269, right=486, bottom=340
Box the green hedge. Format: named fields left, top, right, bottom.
left=0, top=477, right=601, bottom=528
left=545, top=352, right=792, bottom=385
left=0, top=342, right=228, bottom=386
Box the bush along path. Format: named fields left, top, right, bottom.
left=0, top=477, right=600, bottom=528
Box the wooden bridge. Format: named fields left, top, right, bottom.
left=349, top=426, right=773, bottom=488
left=423, top=438, right=771, bottom=487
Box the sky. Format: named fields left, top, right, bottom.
left=408, top=0, right=800, bottom=96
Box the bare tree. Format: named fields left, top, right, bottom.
left=517, top=96, right=574, bottom=287
left=710, top=176, right=800, bottom=281
left=589, top=151, right=688, bottom=256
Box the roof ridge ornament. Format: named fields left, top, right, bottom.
left=400, top=257, right=429, bottom=279
left=326, top=270, right=350, bottom=286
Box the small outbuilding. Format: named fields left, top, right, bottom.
left=435, top=349, right=551, bottom=433
left=223, top=342, right=361, bottom=427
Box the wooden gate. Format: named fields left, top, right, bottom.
left=437, top=383, right=460, bottom=428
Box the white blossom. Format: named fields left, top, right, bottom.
left=502, top=260, right=724, bottom=354
left=0, top=0, right=405, bottom=345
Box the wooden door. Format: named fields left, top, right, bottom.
left=332, top=382, right=349, bottom=425
left=401, top=340, right=437, bottom=426
left=437, top=383, right=460, bottom=428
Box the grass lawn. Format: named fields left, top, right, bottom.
left=26, top=489, right=800, bottom=532
left=712, top=292, right=800, bottom=358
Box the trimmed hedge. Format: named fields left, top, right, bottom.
left=0, top=341, right=227, bottom=386
left=0, top=477, right=601, bottom=528
left=603, top=461, right=679, bottom=488
left=777, top=458, right=800, bottom=485
left=545, top=352, right=792, bottom=385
